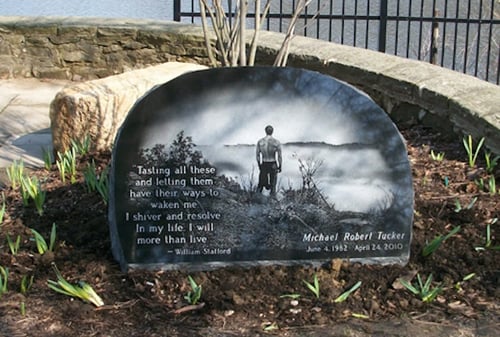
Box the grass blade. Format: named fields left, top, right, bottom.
left=334, top=281, right=362, bottom=303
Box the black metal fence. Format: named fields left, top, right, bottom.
left=173, top=0, right=500, bottom=84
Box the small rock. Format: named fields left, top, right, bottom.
left=232, top=293, right=245, bottom=306
left=366, top=299, right=380, bottom=314
left=399, top=298, right=409, bottom=309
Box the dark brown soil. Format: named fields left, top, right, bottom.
left=0, top=125, right=498, bottom=337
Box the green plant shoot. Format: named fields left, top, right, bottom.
left=184, top=275, right=202, bottom=305
left=30, top=223, right=56, bottom=254
left=47, top=263, right=104, bottom=307
left=84, top=161, right=109, bottom=204
left=454, top=197, right=477, bottom=213
left=455, top=273, right=476, bottom=291
left=56, top=154, right=66, bottom=184
left=20, top=301, right=26, bottom=316
left=399, top=273, right=442, bottom=303
left=42, top=147, right=53, bottom=170
left=463, top=135, right=485, bottom=168
left=488, top=176, right=497, bottom=196
left=475, top=218, right=500, bottom=251
left=280, top=293, right=301, bottom=299
left=303, top=274, right=320, bottom=298
left=56, top=147, right=78, bottom=184
left=20, top=274, right=34, bottom=294
left=334, top=281, right=362, bottom=303
left=0, top=193, right=5, bottom=225
left=20, top=180, right=30, bottom=207
left=6, top=159, right=25, bottom=189
left=430, top=150, right=445, bottom=161
left=6, top=234, right=21, bottom=255
left=71, top=134, right=91, bottom=156
left=475, top=178, right=485, bottom=191
left=422, top=225, right=461, bottom=256
left=95, top=166, right=109, bottom=204
left=484, top=152, right=499, bottom=174
left=21, top=175, right=46, bottom=216
left=262, top=322, right=279, bottom=332
left=0, top=266, right=8, bottom=296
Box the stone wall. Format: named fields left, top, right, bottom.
left=0, top=17, right=210, bottom=80
left=1, top=16, right=499, bottom=154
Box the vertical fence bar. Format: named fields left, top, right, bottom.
left=440, top=0, right=448, bottom=66
left=395, top=0, right=401, bottom=55
left=341, top=0, right=346, bottom=44
left=417, top=0, right=424, bottom=60
left=353, top=0, right=358, bottom=46
left=328, top=0, right=333, bottom=41
left=228, top=0, right=233, bottom=27
left=293, top=0, right=297, bottom=34
left=378, top=0, right=388, bottom=52
left=173, top=0, right=181, bottom=21
left=474, top=0, right=483, bottom=77
left=497, top=46, right=500, bottom=84
left=316, top=0, right=321, bottom=40
left=430, top=6, right=439, bottom=64
left=463, top=0, right=472, bottom=72
left=406, top=0, right=412, bottom=57
left=452, top=0, right=460, bottom=70
left=189, top=0, right=194, bottom=23
left=365, top=0, right=370, bottom=48
left=485, top=0, right=494, bottom=81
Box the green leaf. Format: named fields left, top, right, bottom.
left=303, top=274, right=320, bottom=298
left=30, top=228, right=48, bottom=254
left=422, top=273, right=433, bottom=294
left=399, top=278, right=419, bottom=295
left=352, top=313, right=369, bottom=319
left=422, top=285, right=442, bottom=303
left=48, top=264, right=104, bottom=307
left=334, top=281, right=362, bottom=303
left=280, top=293, right=301, bottom=299
left=49, top=223, right=57, bottom=251
left=423, top=226, right=461, bottom=256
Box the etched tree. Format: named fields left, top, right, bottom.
left=168, top=131, right=204, bottom=167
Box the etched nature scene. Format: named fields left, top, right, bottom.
left=130, top=131, right=404, bottom=261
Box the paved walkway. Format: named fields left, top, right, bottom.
left=0, top=78, right=71, bottom=168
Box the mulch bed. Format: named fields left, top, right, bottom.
left=0, top=124, right=498, bottom=336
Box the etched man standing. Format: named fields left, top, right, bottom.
left=256, top=125, right=282, bottom=195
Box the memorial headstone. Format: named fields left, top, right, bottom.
left=108, top=67, right=414, bottom=271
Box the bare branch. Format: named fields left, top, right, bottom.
left=199, top=1, right=218, bottom=67
left=249, top=0, right=272, bottom=65
left=199, top=0, right=318, bottom=67
left=274, top=0, right=313, bottom=67
left=239, top=0, right=248, bottom=66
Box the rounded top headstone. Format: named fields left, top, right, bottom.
left=108, top=66, right=413, bottom=271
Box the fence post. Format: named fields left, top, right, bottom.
left=378, top=0, right=388, bottom=52
left=173, top=0, right=181, bottom=22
